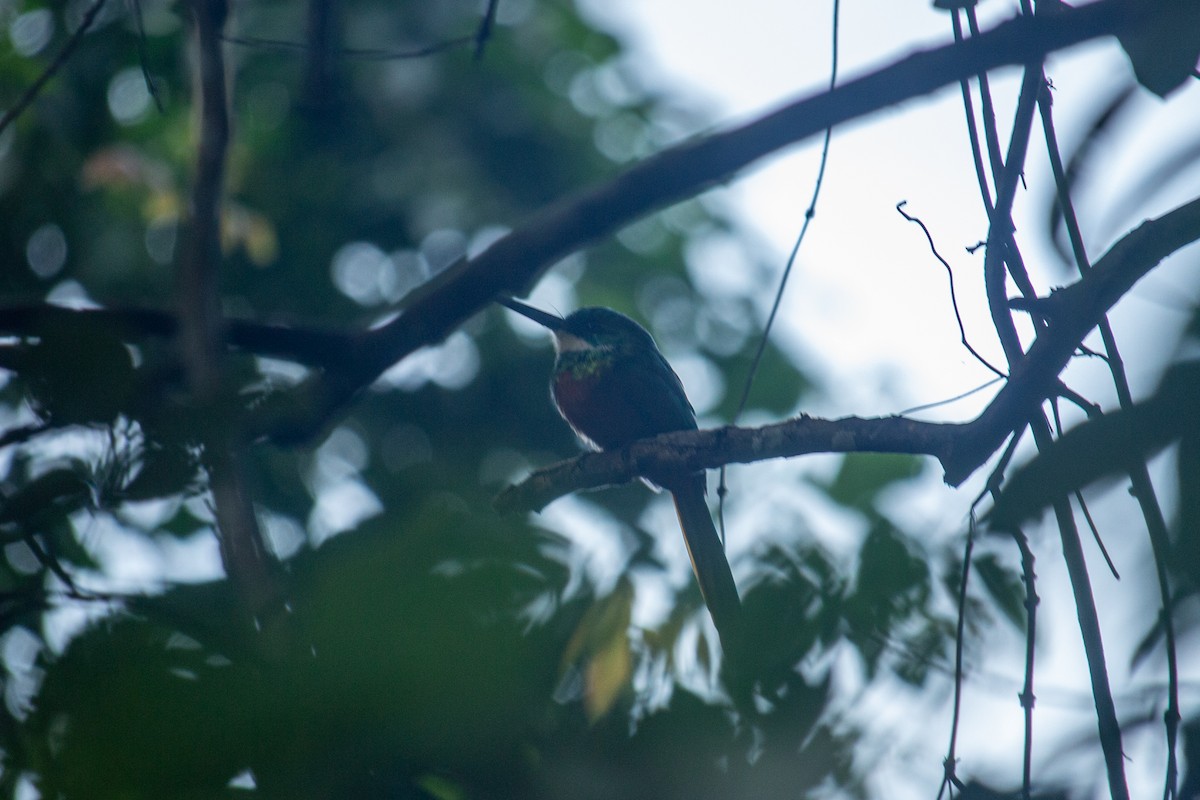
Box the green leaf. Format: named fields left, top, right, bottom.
left=153, top=503, right=211, bottom=539
left=119, top=443, right=200, bottom=504
left=23, top=325, right=136, bottom=425
left=1174, top=429, right=1200, bottom=590
left=823, top=453, right=924, bottom=513
left=991, top=362, right=1200, bottom=531
left=973, top=553, right=1026, bottom=630
left=0, top=466, right=92, bottom=536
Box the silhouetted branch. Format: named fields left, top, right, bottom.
left=494, top=415, right=960, bottom=513
left=180, top=0, right=282, bottom=626
left=178, top=0, right=229, bottom=395
left=473, top=0, right=500, bottom=60
left=896, top=200, right=1004, bottom=377
left=0, top=305, right=355, bottom=368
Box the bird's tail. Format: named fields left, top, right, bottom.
left=669, top=474, right=743, bottom=653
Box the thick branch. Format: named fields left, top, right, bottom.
left=0, top=305, right=355, bottom=368
left=495, top=415, right=959, bottom=513
left=178, top=0, right=230, bottom=396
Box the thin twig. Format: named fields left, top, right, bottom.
left=221, top=33, right=474, bottom=61
left=0, top=0, right=110, bottom=136
left=1054, top=381, right=1102, bottom=417
left=1012, top=528, right=1038, bottom=800
left=718, top=0, right=839, bottom=544
left=1042, top=446, right=1128, bottom=799
left=898, top=376, right=1005, bottom=416
left=940, top=513, right=977, bottom=800
left=965, top=4, right=1006, bottom=182
left=731, top=0, right=840, bottom=422
left=967, top=428, right=1031, bottom=800
left=473, top=0, right=500, bottom=61
left=1047, top=394, right=1120, bottom=579
left=23, top=533, right=82, bottom=595
left=1075, top=490, right=1119, bottom=579
left=1049, top=393, right=1119, bottom=579
left=896, top=201, right=1005, bottom=377
left=130, top=0, right=165, bottom=113
left=951, top=9, right=994, bottom=213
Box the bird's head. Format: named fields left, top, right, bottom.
left=499, top=297, right=657, bottom=355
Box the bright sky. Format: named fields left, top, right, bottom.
left=574, top=1, right=1200, bottom=797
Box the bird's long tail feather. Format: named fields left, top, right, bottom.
left=669, top=474, right=743, bottom=653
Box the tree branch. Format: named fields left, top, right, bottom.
left=495, top=415, right=960, bottom=513
left=179, top=0, right=283, bottom=627
left=0, top=305, right=355, bottom=368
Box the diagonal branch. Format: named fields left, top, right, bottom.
left=0, top=0, right=110, bottom=136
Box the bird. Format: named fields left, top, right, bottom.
left=498, top=296, right=743, bottom=652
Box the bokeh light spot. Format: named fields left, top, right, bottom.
left=9, top=9, right=53, bottom=57
left=331, top=241, right=396, bottom=306
left=26, top=223, right=68, bottom=279
left=107, top=67, right=153, bottom=125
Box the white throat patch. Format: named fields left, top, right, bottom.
left=553, top=331, right=595, bottom=353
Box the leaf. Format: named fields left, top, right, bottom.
left=171, top=508, right=215, bottom=541
left=22, top=324, right=137, bottom=425
left=842, top=523, right=931, bottom=676
left=1174, top=429, right=1200, bottom=590
left=822, top=453, right=924, bottom=513
left=584, top=624, right=632, bottom=722
left=973, top=553, right=1027, bottom=630
left=0, top=466, right=92, bottom=536
left=990, top=362, right=1200, bottom=531
left=560, top=578, right=634, bottom=720
left=119, top=442, right=200, bottom=504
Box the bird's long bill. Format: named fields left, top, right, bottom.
left=497, top=296, right=566, bottom=331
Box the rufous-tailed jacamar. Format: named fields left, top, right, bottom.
left=499, top=296, right=743, bottom=651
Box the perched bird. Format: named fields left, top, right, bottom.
left=499, top=296, right=742, bottom=651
